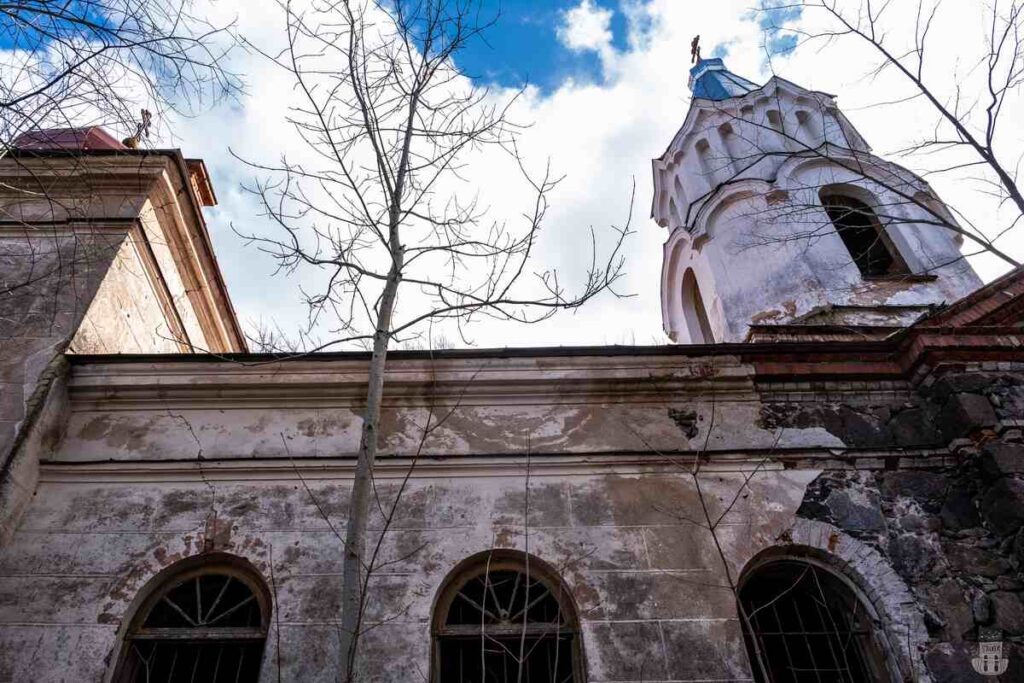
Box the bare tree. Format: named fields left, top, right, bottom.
left=237, top=4, right=631, bottom=677
left=769, top=0, right=1023, bottom=229
left=680, top=1, right=1023, bottom=275
left=0, top=0, right=239, bottom=149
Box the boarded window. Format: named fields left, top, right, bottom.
left=740, top=560, right=892, bottom=682
left=434, top=555, right=581, bottom=682
left=822, top=194, right=908, bottom=277
left=113, top=565, right=269, bottom=683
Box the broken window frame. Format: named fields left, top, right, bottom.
left=431, top=552, right=585, bottom=683
left=110, top=557, right=271, bottom=683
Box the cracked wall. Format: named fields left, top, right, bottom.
left=0, top=354, right=1022, bottom=681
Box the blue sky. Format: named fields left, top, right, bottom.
left=451, top=0, right=629, bottom=91
left=442, top=0, right=798, bottom=92
left=197, top=0, right=822, bottom=348
left=10, top=0, right=1015, bottom=348
left=0, top=2, right=113, bottom=50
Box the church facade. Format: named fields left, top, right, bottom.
left=0, top=59, right=1022, bottom=682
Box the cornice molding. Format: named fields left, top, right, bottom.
left=0, top=218, right=135, bottom=237
left=65, top=353, right=758, bottom=409
left=37, top=447, right=953, bottom=483
left=0, top=151, right=247, bottom=353
left=59, top=309, right=1024, bottom=409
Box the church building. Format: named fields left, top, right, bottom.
left=0, top=56, right=1022, bottom=682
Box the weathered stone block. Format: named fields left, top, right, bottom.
left=970, top=591, right=992, bottom=625
left=999, top=384, right=1024, bottom=418
left=661, top=619, right=752, bottom=681
left=940, top=393, right=997, bottom=440
left=889, top=534, right=936, bottom=580
left=273, top=623, right=347, bottom=682
left=980, top=478, right=1024, bottom=536
left=588, top=570, right=737, bottom=621
left=921, top=580, right=974, bottom=641
left=356, top=622, right=430, bottom=681
left=0, top=624, right=116, bottom=683
left=825, top=488, right=887, bottom=534
left=924, top=642, right=983, bottom=682
left=979, top=442, right=1024, bottom=479
left=759, top=403, right=894, bottom=447
left=584, top=621, right=667, bottom=681
left=881, top=470, right=946, bottom=510
left=643, top=525, right=720, bottom=572
left=492, top=481, right=571, bottom=528
left=940, top=488, right=981, bottom=531
left=943, top=542, right=1013, bottom=578
left=991, top=591, right=1024, bottom=636
left=889, top=407, right=939, bottom=446
left=931, top=373, right=999, bottom=400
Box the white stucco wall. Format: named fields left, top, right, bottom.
left=653, top=77, right=983, bottom=343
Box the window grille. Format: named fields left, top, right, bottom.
left=434, top=558, right=581, bottom=682
left=740, top=560, right=892, bottom=683
left=113, top=567, right=269, bottom=683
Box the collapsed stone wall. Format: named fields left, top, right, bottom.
left=777, top=370, right=1024, bottom=681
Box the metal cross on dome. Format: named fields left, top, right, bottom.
left=691, top=34, right=701, bottom=63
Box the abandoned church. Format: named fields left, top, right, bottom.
left=2, top=56, right=1024, bottom=683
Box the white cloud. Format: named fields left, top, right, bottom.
left=7, top=0, right=1020, bottom=349
left=557, top=0, right=615, bottom=54
left=159, top=0, right=1024, bottom=348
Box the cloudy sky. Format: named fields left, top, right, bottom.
left=155, top=0, right=1024, bottom=349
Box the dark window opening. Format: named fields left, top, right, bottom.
left=435, top=564, right=579, bottom=682
left=822, top=194, right=908, bottom=277
left=439, top=635, right=575, bottom=683
left=114, top=570, right=268, bottom=683
left=740, top=560, right=892, bottom=683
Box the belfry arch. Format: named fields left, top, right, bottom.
left=681, top=268, right=714, bottom=344
left=651, top=56, right=981, bottom=342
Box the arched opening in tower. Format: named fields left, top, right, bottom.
left=682, top=269, right=715, bottom=343
left=821, top=193, right=909, bottom=277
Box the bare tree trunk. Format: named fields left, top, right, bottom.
left=240, top=3, right=631, bottom=677
left=339, top=244, right=403, bottom=680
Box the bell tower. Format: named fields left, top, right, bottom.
left=652, top=56, right=982, bottom=343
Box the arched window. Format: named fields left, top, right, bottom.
left=739, top=560, right=893, bottom=683
left=432, top=552, right=582, bottom=682
left=821, top=193, right=909, bottom=277
left=695, top=138, right=714, bottom=191
left=794, top=110, right=820, bottom=144
left=681, top=269, right=715, bottom=344
left=113, top=558, right=270, bottom=683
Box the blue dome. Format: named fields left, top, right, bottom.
left=688, top=58, right=759, bottom=101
